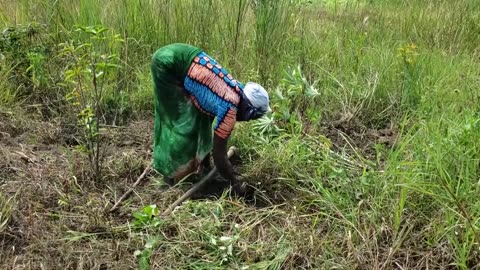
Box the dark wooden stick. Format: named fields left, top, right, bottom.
left=109, top=164, right=152, bottom=212
left=161, top=146, right=237, bottom=216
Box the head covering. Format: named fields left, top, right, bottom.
left=243, top=82, right=270, bottom=114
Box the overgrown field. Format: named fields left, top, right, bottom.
left=1, top=0, right=480, bottom=269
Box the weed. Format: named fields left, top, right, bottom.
left=59, top=24, right=123, bottom=181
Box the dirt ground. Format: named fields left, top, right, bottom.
left=0, top=112, right=153, bottom=268
left=0, top=111, right=286, bottom=269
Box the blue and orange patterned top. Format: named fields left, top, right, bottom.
left=183, top=51, right=244, bottom=139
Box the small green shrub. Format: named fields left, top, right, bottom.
left=59, top=24, right=123, bottom=181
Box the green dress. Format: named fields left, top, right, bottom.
left=151, top=43, right=243, bottom=181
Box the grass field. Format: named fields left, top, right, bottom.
left=1, top=0, right=480, bottom=269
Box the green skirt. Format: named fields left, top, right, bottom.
left=151, top=44, right=213, bottom=181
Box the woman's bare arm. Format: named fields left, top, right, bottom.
left=212, top=134, right=236, bottom=184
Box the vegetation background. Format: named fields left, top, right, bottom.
left=1, top=0, right=480, bottom=269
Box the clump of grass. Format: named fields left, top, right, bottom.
left=0, top=63, right=20, bottom=108
left=0, top=192, right=13, bottom=233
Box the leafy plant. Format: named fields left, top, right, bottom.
left=133, top=204, right=163, bottom=228
left=0, top=24, right=56, bottom=103
left=252, top=114, right=282, bottom=137
left=134, top=237, right=161, bottom=270
left=132, top=205, right=165, bottom=270
left=262, top=65, right=320, bottom=137
left=59, top=25, right=123, bottom=181
left=26, top=51, right=47, bottom=88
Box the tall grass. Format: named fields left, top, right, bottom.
left=1, top=0, right=480, bottom=268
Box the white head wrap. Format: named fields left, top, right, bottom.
left=243, top=82, right=270, bottom=114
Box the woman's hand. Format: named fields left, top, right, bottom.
left=212, top=135, right=252, bottom=196
left=212, top=135, right=237, bottom=184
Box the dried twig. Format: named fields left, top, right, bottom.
left=13, top=151, right=36, bottom=164
left=109, top=163, right=152, bottom=212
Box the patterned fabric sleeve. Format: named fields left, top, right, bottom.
left=183, top=52, right=243, bottom=139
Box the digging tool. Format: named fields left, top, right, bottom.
left=161, top=146, right=237, bottom=216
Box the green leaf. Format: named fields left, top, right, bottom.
left=133, top=212, right=147, bottom=222
left=106, top=63, right=122, bottom=69
left=138, top=249, right=152, bottom=270
left=143, top=204, right=159, bottom=217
